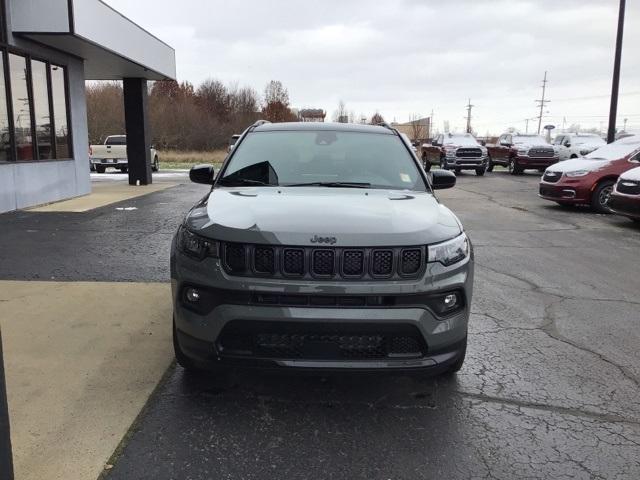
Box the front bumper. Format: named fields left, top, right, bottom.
left=171, top=246, right=473, bottom=372
left=539, top=180, right=591, bottom=203
left=91, top=159, right=128, bottom=167
left=516, top=155, right=559, bottom=168
left=608, top=193, right=640, bottom=219
left=443, top=156, right=487, bottom=169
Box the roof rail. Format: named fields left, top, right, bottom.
left=251, top=119, right=271, bottom=129
left=375, top=122, right=397, bottom=133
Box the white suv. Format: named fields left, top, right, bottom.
left=553, top=133, right=605, bottom=161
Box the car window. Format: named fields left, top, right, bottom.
left=219, top=130, right=428, bottom=191
left=105, top=136, right=126, bottom=146
left=554, top=136, right=564, bottom=145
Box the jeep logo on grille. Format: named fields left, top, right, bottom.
left=310, top=235, right=337, bottom=245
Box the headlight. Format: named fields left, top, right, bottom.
left=177, top=226, right=219, bottom=260
left=517, top=149, right=529, bottom=156
left=565, top=170, right=590, bottom=178
left=428, top=233, right=470, bottom=267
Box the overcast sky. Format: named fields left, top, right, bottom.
left=105, top=0, right=639, bottom=135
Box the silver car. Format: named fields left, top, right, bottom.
left=171, top=121, right=473, bottom=376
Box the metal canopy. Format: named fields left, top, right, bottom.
left=10, top=0, right=176, bottom=80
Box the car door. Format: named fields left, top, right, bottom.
left=493, top=135, right=509, bottom=165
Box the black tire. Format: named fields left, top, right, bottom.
left=486, top=156, right=494, bottom=172
left=95, top=165, right=106, bottom=174
left=152, top=156, right=159, bottom=172
left=570, top=154, right=578, bottom=159
left=476, top=166, right=486, bottom=176
left=440, top=157, right=448, bottom=170
left=454, top=168, right=461, bottom=174
left=120, top=167, right=128, bottom=173
left=508, top=157, right=523, bottom=175
left=443, top=337, right=467, bottom=375
left=590, top=180, right=615, bottom=214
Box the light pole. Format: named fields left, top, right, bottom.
left=607, top=0, right=626, bottom=143
left=0, top=328, right=14, bottom=480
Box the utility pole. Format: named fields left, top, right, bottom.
left=465, top=99, right=474, bottom=134
left=525, top=119, right=529, bottom=134
left=0, top=328, right=14, bottom=480
left=623, top=118, right=628, bottom=132
left=608, top=0, right=626, bottom=143
left=536, top=71, right=550, bottom=135
left=429, top=109, right=434, bottom=139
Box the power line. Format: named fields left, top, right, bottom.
left=536, top=71, right=550, bottom=134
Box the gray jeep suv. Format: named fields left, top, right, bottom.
left=171, top=121, right=473, bottom=376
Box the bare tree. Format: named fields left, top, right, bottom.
left=409, top=114, right=427, bottom=142
left=262, top=80, right=296, bottom=123
left=370, top=112, right=385, bottom=125
left=332, top=100, right=348, bottom=123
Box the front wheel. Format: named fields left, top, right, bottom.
left=152, top=156, right=159, bottom=172
left=95, top=165, right=106, bottom=174
left=440, top=157, right=448, bottom=170
left=120, top=167, right=128, bottom=174
left=508, top=158, right=522, bottom=175
left=591, top=180, right=615, bottom=214
left=486, top=156, right=494, bottom=172
left=476, top=167, right=486, bottom=176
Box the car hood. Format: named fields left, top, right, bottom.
left=547, top=158, right=611, bottom=173
left=514, top=142, right=552, bottom=149
left=619, top=166, right=640, bottom=181
left=185, top=187, right=462, bottom=247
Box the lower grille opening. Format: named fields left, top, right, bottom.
left=217, top=321, right=427, bottom=360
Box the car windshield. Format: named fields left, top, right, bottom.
left=585, top=140, right=640, bottom=160
left=512, top=135, right=546, bottom=144
left=442, top=135, right=478, bottom=146
left=218, top=129, right=428, bottom=191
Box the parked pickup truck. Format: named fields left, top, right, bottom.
left=421, top=133, right=488, bottom=175
left=553, top=133, right=605, bottom=161
left=487, top=133, right=558, bottom=175
left=90, top=135, right=159, bottom=174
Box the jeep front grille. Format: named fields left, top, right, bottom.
left=220, top=243, right=426, bottom=280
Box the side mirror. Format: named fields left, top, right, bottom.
left=431, top=169, right=456, bottom=190
left=565, top=143, right=571, bottom=148
left=189, top=164, right=216, bottom=185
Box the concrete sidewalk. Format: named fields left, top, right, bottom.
left=0, top=281, right=173, bottom=480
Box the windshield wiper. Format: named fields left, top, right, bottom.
left=285, top=181, right=371, bottom=188
left=218, top=178, right=275, bottom=186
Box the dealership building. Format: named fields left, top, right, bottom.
left=0, top=0, right=176, bottom=213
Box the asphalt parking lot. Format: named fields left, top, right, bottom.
left=2, top=170, right=640, bottom=479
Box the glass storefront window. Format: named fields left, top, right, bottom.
left=9, top=53, right=34, bottom=161
left=0, top=51, right=10, bottom=161
left=50, top=65, right=70, bottom=159
left=31, top=59, right=53, bottom=159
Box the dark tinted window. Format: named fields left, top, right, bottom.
left=31, top=60, right=53, bottom=159
left=221, top=130, right=427, bottom=191
left=9, top=53, right=34, bottom=161
left=50, top=65, right=70, bottom=158
left=0, top=51, right=10, bottom=161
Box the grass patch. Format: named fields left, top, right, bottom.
left=158, top=149, right=227, bottom=170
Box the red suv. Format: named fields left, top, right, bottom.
left=539, top=135, right=640, bottom=213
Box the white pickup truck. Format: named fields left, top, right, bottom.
left=90, top=135, right=159, bottom=173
